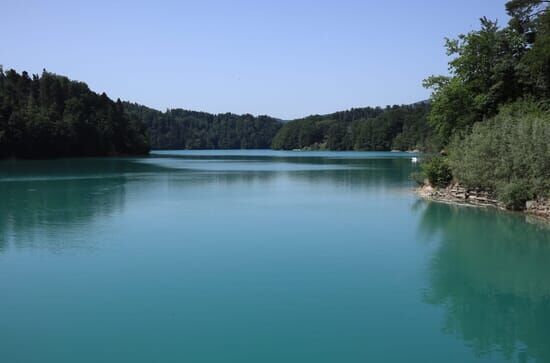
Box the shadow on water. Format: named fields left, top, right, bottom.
left=417, top=201, right=550, bottom=363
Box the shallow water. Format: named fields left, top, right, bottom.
left=1, top=150, right=549, bottom=363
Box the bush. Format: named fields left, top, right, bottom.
left=497, top=181, right=533, bottom=211
left=422, top=156, right=453, bottom=188
left=448, top=100, right=550, bottom=205
left=410, top=171, right=426, bottom=185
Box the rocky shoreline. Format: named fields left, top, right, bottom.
left=417, top=184, right=550, bottom=222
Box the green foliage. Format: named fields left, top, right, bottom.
left=124, top=103, right=282, bottom=150
left=520, top=10, right=550, bottom=98
left=421, top=156, right=453, bottom=188
left=448, top=100, right=550, bottom=206
left=272, top=103, right=431, bottom=151
left=423, top=1, right=550, bottom=209
left=0, top=68, right=149, bottom=158
left=506, top=0, right=548, bottom=36
left=424, top=17, right=529, bottom=143
left=423, top=77, right=478, bottom=142
left=498, top=180, right=534, bottom=210
left=271, top=117, right=324, bottom=150
left=410, top=171, right=427, bottom=186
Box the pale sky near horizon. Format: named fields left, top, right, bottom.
left=1, top=1, right=509, bottom=119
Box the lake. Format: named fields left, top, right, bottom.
left=1, top=150, right=549, bottom=363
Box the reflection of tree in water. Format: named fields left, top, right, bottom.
left=288, top=157, right=415, bottom=190
left=162, top=155, right=417, bottom=191
left=272, top=158, right=416, bottom=189
left=418, top=202, right=550, bottom=362
left=0, top=158, right=166, bottom=252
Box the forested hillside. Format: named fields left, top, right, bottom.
left=0, top=68, right=149, bottom=158
left=124, top=102, right=282, bottom=150
left=419, top=0, right=550, bottom=210
left=272, top=102, right=431, bottom=151
left=0, top=66, right=431, bottom=156
left=131, top=101, right=431, bottom=152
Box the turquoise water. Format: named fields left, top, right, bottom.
left=1, top=150, right=549, bottom=363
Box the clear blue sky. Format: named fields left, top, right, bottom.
left=1, top=0, right=509, bottom=119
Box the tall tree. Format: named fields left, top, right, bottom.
left=424, top=17, right=528, bottom=143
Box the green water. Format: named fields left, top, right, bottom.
left=1, top=150, right=549, bottom=363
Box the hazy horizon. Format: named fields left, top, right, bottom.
left=1, top=0, right=508, bottom=119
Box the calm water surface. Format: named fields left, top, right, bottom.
left=1, top=150, right=549, bottom=363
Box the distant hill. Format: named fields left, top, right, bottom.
left=124, top=102, right=283, bottom=150
left=271, top=103, right=431, bottom=151
left=126, top=102, right=432, bottom=152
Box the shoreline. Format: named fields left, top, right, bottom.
left=416, top=184, right=550, bottom=223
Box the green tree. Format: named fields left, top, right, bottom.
left=424, top=18, right=528, bottom=143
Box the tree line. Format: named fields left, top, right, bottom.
left=0, top=68, right=150, bottom=158
left=0, top=65, right=433, bottom=158
left=128, top=101, right=432, bottom=152
left=124, top=102, right=282, bottom=150
left=271, top=102, right=431, bottom=151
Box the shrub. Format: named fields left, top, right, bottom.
left=448, top=100, right=550, bottom=205
left=422, top=156, right=453, bottom=188
left=497, top=181, right=533, bottom=210
left=410, top=171, right=426, bottom=186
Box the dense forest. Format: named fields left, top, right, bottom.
left=0, top=68, right=149, bottom=158
left=127, top=101, right=431, bottom=152
left=124, top=102, right=282, bottom=150
left=0, top=65, right=432, bottom=157
left=271, top=102, right=431, bottom=151
left=419, top=0, right=550, bottom=209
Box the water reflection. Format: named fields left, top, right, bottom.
left=149, top=151, right=417, bottom=170
left=0, top=154, right=417, bottom=252
left=0, top=177, right=126, bottom=250
left=418, top=202, right=550, bottom=362
left=0, top=158, right=166, bottom=252
left=155, top=154, right=417, bottom=191
left=2, top=153, right=550, bottom=363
